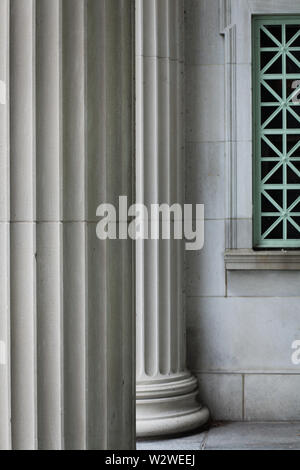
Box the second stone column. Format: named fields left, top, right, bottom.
left=135, top=0, right=209, bottom=438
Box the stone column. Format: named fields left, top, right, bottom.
left=136, top=0, right=209, bottom=437
left=0, top=0, right=135, bottom=450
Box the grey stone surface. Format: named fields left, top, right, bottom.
left=206, top=422, right=300, bottom=450
left=185, top=0, right=224, bottom=66
left=245, top=375, right=300, bottom=421
left=227, top=271, right=300, bottom=297
left=186, top=64, right=225, bottom=143
left=186, top=220, right=225, bottom=297
left=236, top=141, right=252, bottom=220
left=231, top=0, right=252, bottom=64
left=137, top=431, right=207, bottom=450
left=187, top=297, right=300, bottom=372
left=138, top=422, right=300, bottom=450
left=236, top=219, right=253, bottom=249
left=186, top=142, right=226, bottom=219
left=236, top=65, right=252, bottom=142
left=196, top=373, right=243, bottom=421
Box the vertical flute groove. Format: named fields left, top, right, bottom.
left=158, top=0, right=171, bottom=375
left=10, top=0, right=37, bottom=449
left=36, top=0, right=63, bottom=450
left=86, top=0, right=107, bottom=449
left=62, top=0, right=87, bottom=450
left=135, top=0, right=145, bottom=379
left=0, top=0, right=10, bottom=449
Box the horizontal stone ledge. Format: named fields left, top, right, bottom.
left=224, top=249, right=300, bottom=271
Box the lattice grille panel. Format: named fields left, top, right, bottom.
left=253, top=16, right=300, bottom=248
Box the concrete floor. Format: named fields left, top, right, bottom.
left=137, top=422, right=300, bottom=450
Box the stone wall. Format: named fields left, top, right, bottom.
left=185, top=0, right=300, bottom=421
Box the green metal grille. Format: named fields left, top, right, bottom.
left=253, top=16, right=300, bottom=248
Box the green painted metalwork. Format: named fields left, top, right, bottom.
left=253, top=16, right=300, bottom=248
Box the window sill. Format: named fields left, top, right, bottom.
left=224, top=249, right=300, bottom=271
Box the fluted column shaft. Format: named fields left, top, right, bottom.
left=136, top=0, right=209, bottom=437
left=0, top=0, right=135, bottom=450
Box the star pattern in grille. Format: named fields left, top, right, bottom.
left=254, top=19, right=300, bottom=246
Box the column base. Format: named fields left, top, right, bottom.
left=136, top=373, right=209, bottom=438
